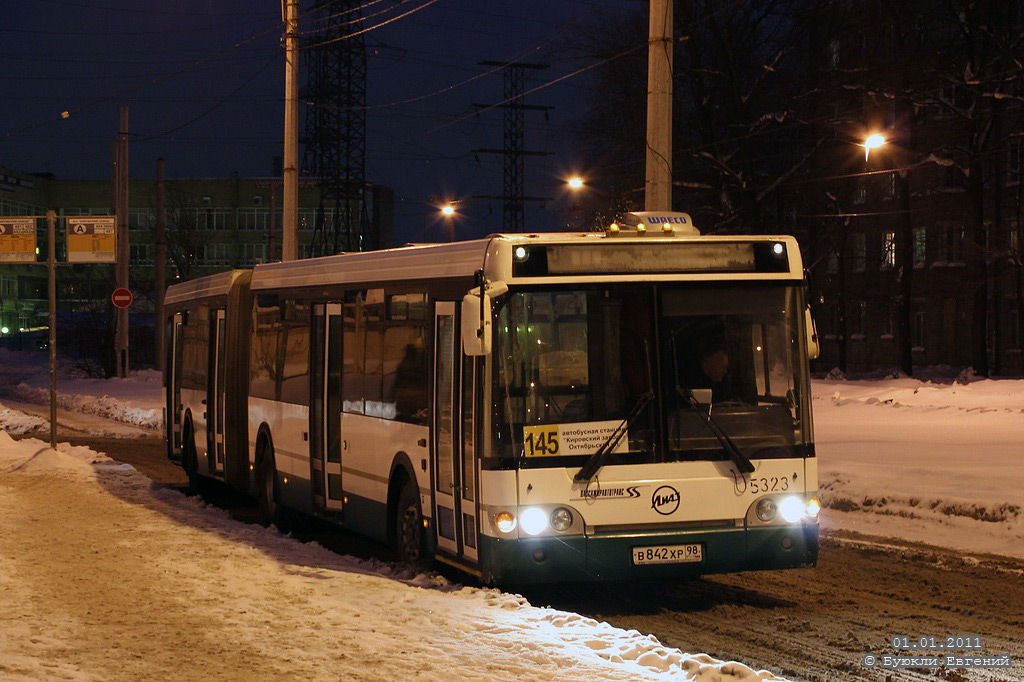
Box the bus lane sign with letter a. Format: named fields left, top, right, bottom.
left=67, top=216, right=116, bottom=263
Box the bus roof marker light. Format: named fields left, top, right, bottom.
left=662, top=222, right=673, bottom=233
left=636, top=223, right=646, bottom=233
left=514, top=246, right=529, bottom=261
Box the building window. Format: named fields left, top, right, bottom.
left=913, top=227, right=926, bottom=268
left=885, top=172, right=897, bottom=199
left=129, top=243, right=152, bottom=264
left=882, top=231, right=896, bottom=269
left=238, top=243, right=266, bottom=265
left=912, top=308, right=926, bottom=349
left=851, top=300, right=866, bottom=337
left=828, top=39, right=840, bottom=68
left=853, top=177, right=867, bottom=205
left=852, top=233, right=866, bottom=272
left=206, top=243, right=232, bottom=265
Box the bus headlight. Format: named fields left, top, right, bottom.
left=494, top=511, right=517, bottom=533
left=805, top=497, right=821, bottom=519
left=755, top=498, right=777, bottom=522
left=779, top=496, right=806, bottom=523
left=520, top=507, right=548, bottom=536
left=550, top=507, right=573, bottom=532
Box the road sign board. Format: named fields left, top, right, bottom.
left=0, top=218, right=37, bottom=263
left=67, top=216, right=116, bottom=263
left=111, top=287, right=133, bottom=309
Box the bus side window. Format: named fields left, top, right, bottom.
left=343, top=290, right=366, bottom=414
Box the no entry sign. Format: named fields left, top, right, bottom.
left=111, top=287, right=133, bottom=309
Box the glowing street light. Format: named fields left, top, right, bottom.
left=863, top=133, right=886, bottom=160
left=567, top=176, right=584, bottom=190
left=440, top=204, right=455, bottom=217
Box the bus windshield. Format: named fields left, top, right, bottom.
left=492, top=283, right=810, bottom=466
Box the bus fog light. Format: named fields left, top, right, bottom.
left=550, top=507, right=573, bottom=532
left=755, top=498, right=777, bottom=522
left=520, top=507, right=548, bottom=536
left=494, top=511, right=517, bottom=533
left=805, top=497, right=821, bottom=519
left=779, top=496, right=805, bottom=523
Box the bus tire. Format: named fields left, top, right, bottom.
left=395, top=478, right=428, bottom=569
left=257, top=439, right=292, bottom=532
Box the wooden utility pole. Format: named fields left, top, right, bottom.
left=155, top=158, right=167, bottom=372
left=282, top=0, right=300, bottom=261
left=644, top=0, right=673, bottom=212
left=115, top=105, right=130, bottom=378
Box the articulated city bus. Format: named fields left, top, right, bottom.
left=163, top=212, right=821, bottom=584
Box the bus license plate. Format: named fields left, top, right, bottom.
left=632, top=543, right=704, bottom=565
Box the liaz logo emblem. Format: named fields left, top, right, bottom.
left=651, top=485, right=680, bottom=515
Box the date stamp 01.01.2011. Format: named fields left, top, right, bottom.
left=861, top=637, right=1014, bottom=672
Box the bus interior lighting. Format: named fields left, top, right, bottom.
left=779, top=496, right=806, bottom=523
left=514, top=246, right=529, bottom=261
left=520, top=507, right=548, bottom=535
left=773, top=242, right=785, bottom=255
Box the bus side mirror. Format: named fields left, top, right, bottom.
left=804, top=306, right=820, bottom=360
left=462, top=291, right=492, bottom=356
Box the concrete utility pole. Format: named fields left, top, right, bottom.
left=155, top=158, right=167, bottom=372
left=115, top=105, right=130, bottom=378
left=644, top=0, right=673, bottom=212
left=282, top=0, right=300, bottom=261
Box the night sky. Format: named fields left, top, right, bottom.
left=2, top=0, right=631, bottom=243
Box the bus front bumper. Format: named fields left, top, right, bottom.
left=478, top=523, right=818, bottom=585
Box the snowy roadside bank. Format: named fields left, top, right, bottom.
left=0, top=431, right=789, bottom=682
left=813, top=378, right=1024, bottom=560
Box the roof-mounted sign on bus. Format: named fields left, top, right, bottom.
left=608, top=211, right=699, bottom=236
left=66, top=216, right=116, bottom=263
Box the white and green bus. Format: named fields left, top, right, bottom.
left=163, top=212, right=821, bottom=584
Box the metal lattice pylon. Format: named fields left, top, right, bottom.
left=302, top=0, right=373, bottom=255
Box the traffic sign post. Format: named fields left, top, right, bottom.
left=111, top=287, right=133, bottom=309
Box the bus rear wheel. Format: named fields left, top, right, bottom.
left=395, top=480, right=428, bottom=568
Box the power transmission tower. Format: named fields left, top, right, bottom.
left=474, top=62, right=551, bottom=233
left=303, top=0, right=373, bottom=255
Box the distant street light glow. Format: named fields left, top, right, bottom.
left=567, top=176, right=584, bottom=189
left=864, top=133, right=886, bottom=160
left=441, top=205, right=455, bottom=216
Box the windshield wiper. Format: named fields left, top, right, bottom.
left=574, top=389, right=653, bottom=483
left=574, top=340, right=655, bottom=483
left=677, top=385, right=755, bottom=474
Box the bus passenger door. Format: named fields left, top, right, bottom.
left=167, top=312, right=184, bottom=459
left=209, top=308, right=226, bottom=475
left=433, top=301, right=478, bottom=562
left=311, top=303, right=344, bottom=512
